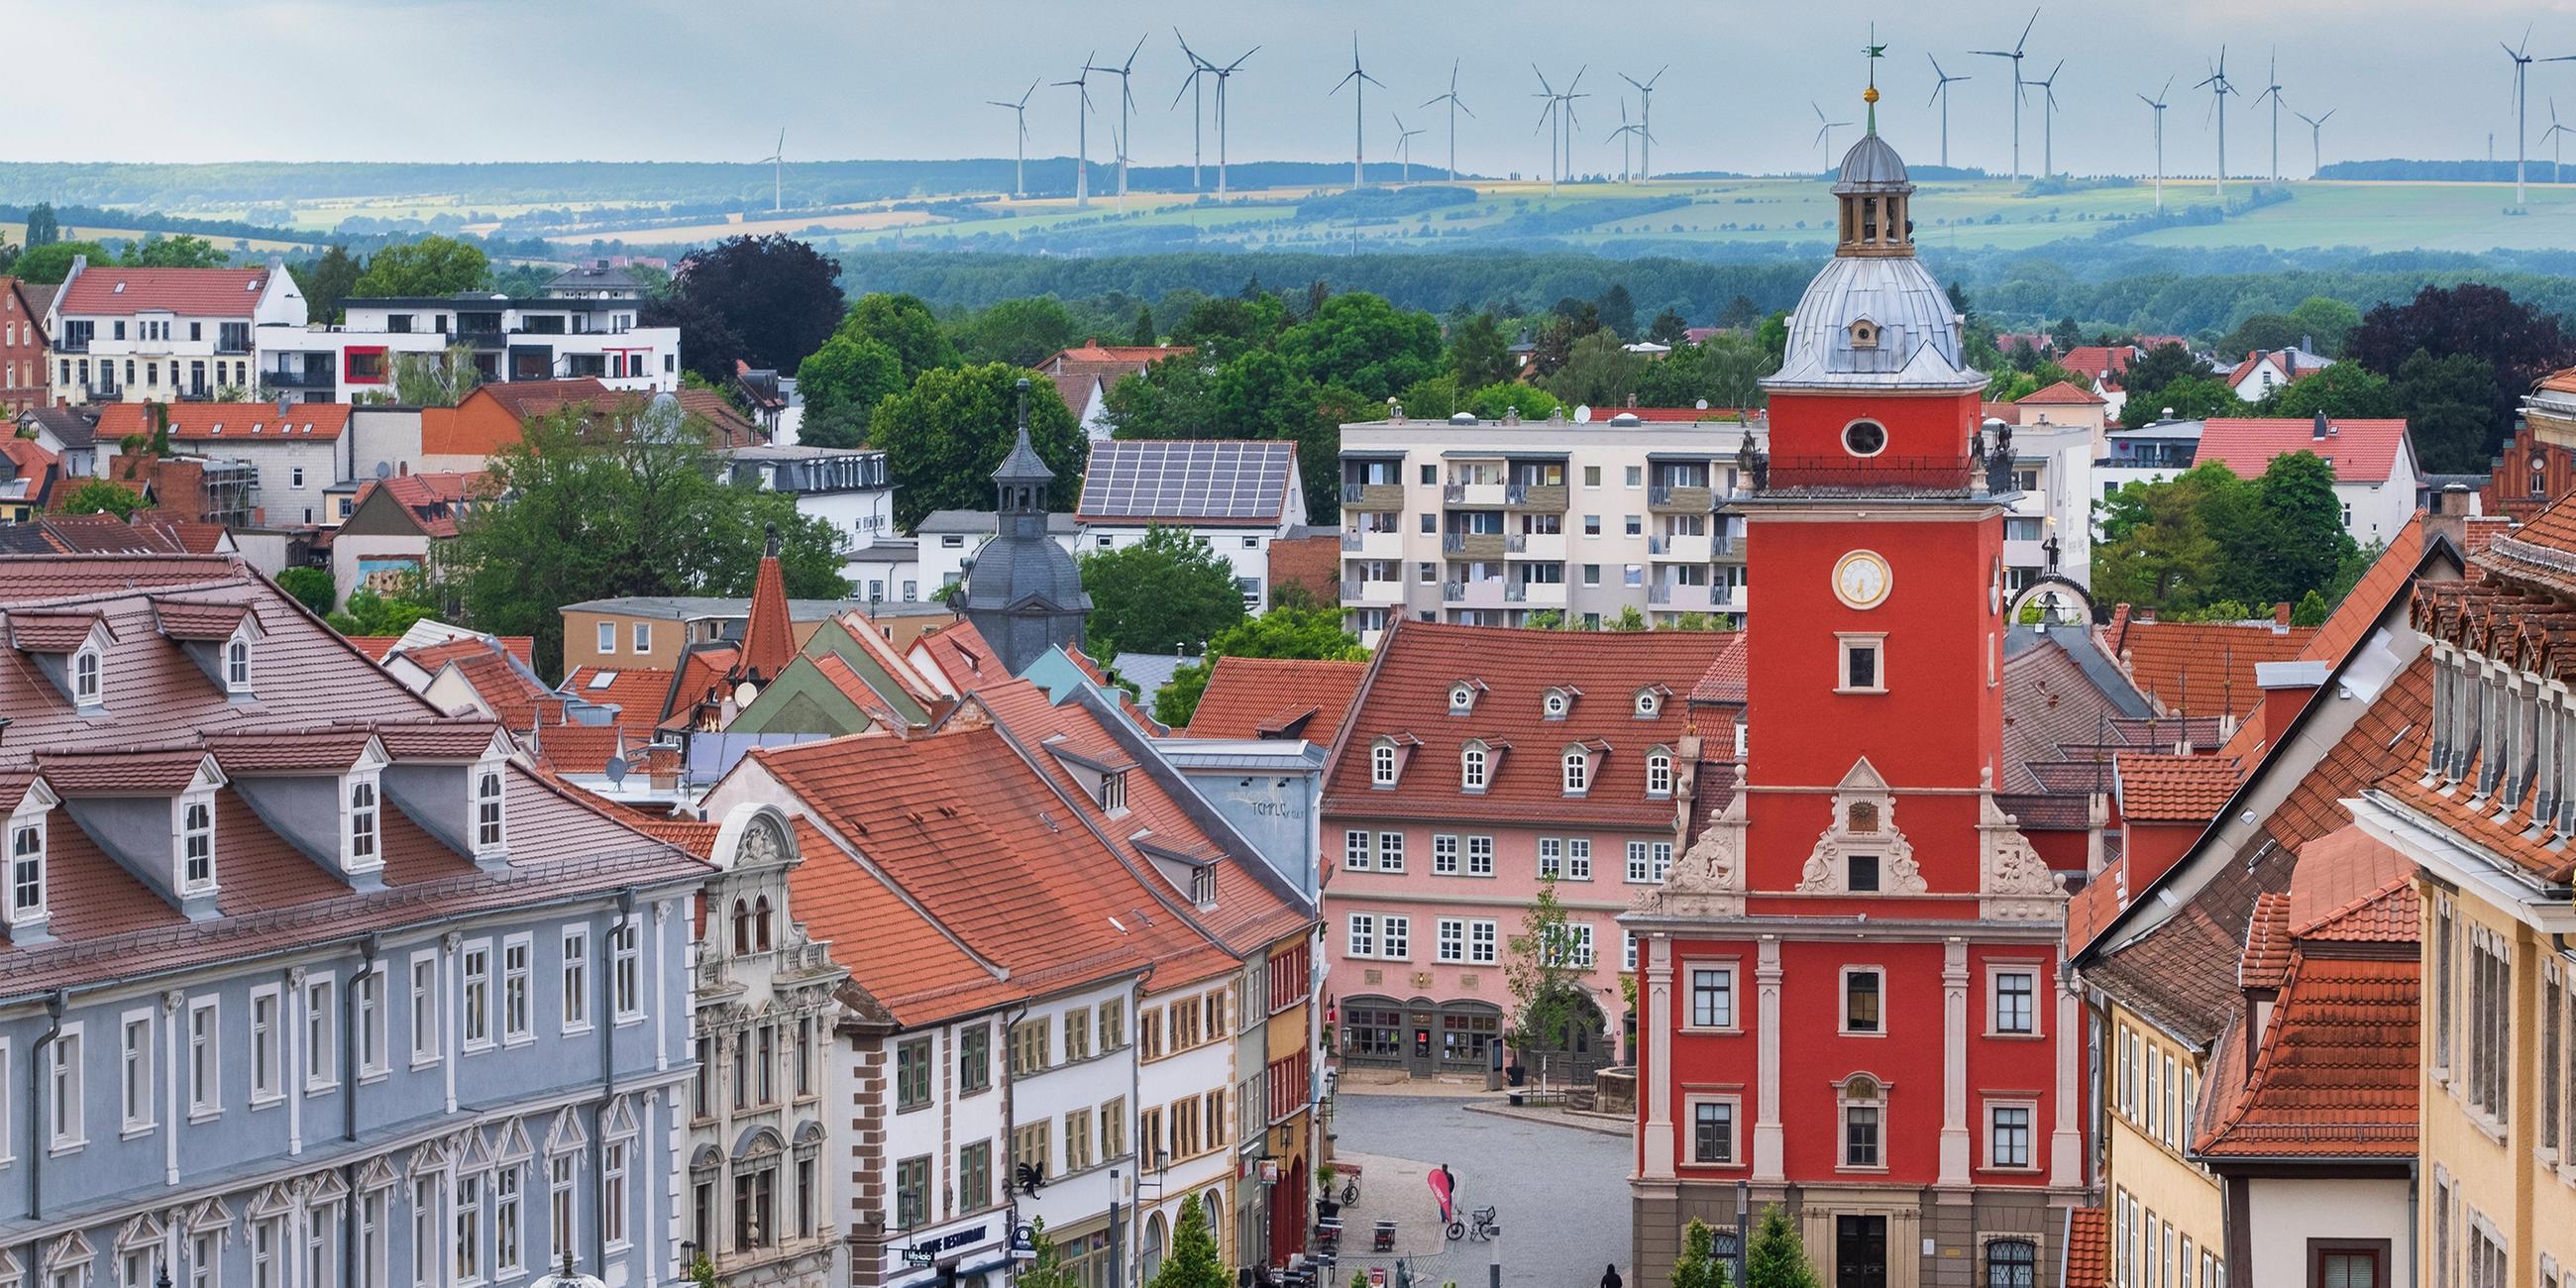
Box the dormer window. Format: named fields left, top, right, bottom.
left=1562, top=746, right=1591, bottom=795
left=1449, top=683, right=1479, bottom=714
left=179, top=795, right=216, bottom=893
left=474, top=768, right=505, bottom=852
left=72, top=646, right=102, bottom=707
left=1647, top=748, right=1674, bottom=799
left=348, top=778, right=379, bottom=867
left=1461, top=743, right=1489, bottom=792
left=1371, top=740, right=1399, bottom=787
left=1190, top=866, right=1217, bottom=906
left=1635, top=690, right=1661, bottom=717
left=1848, top=318, right=1879, bottom=351
left=1543, top=689, right=1571, bottom=719
left=1101, top=770, right=1128, bottom=813
left=9, top=816, right=45, bottom=927
left=224, top=635, right=252, bottom=693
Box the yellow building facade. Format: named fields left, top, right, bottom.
left=2099, top=1002, right=2223, bottom=1288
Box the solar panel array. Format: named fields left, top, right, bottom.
left=1078, top=441, right=1292, bottom=521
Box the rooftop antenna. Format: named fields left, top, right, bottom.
left=1811, top=100, right=1854, bottom=168
left=2545, top=98, right=2571, bottom=184
left=2032, top=58, right=2065, bottom=176
left=1085, top=36, right=1147, bottom=210
left=1927, top=54, right=1972, bottom=169
left=2197, top=46, right=2237, bottom=199
left=1174, top=29, right=1211, bottom=191
left=2254, top=50, right=2287, bottom=181
left=1394, top=112, right=1427, bottom=183
left=2140, top=78, right=2173, bottom=211
left=1423, top=60, right=1475, bottom=183
left=1971, top=8, right=2040, bottom=179
left=1053, top=54, right=1099, bottom=208
left=987, top=80, right=1038, bottom=199
left=2296, top=106, right=2336, bottom=180
left=1206, top=45, right=1258, bottom=199
left=1619, top=65, right=1668, bottom=180
left=2503, top=27, right=2576, bottom=208
left=756, top=128, right=785, bottom=213
left=1331, top=32, right=1386, bottom=190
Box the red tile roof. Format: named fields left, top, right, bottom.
left=93, top=402, right=350, bottom=443
left=1688, top=634, right=1749, bottom=706
left=349, top=471, right=494, bottom=539
left=908, top=619, right=1000, bottom=695
left=561, top=665, right=679, bottom=723
left=344, top=636, right=404, bottom=661
left=2239, top=892, right=2294, bottom=990
left=737, top=551, right=796, bottom=682
left=1186, top=657, right=1367, bottom=743
left=2109, top=617, right=2313, bottom=722
left=2065, top=1209, right=2109, bottom=1288
left=2016, top=379, right=2106, bottom=406
left=404, top=635, right=564, bottom=728
left=57, top=266, right=270, bottom=317
left=1326, top=620, right=1732, bottom=827
left=2197, top=417, right=2410, bottom=485
left=2113, top=751, right=2244, bottom=822
left=2059, top=345, right=2137, bottom=389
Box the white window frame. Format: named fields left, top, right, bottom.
left=1470, top=919, right=1499, bottom=965
left=473, top=767, right=506, bottom=856
left=500, top=934, right=533, bottom=1045
left=48, top=1020, right=84, bottom=1153
left=631, top=621, right=651, bottom=654
left=1989, top=966, right=2042, bottom=1037
left=1837, top=633, right=1887, bottom=694
left=1346, top=913, right=1377, bottom=959
left=305, top=974, right=339, bottom=1095
left=1432, top=834, right=1459, bottom=875
left=72, top=645, right=102, bottom=707
left=1466, top=835, right=1494, bottom=877
left=346, top=774, right=380, bottom=869
left=1985, top=1099, right=2037, bottom=1170
left=1342, top=830, right=1371, bottom=872
left=1685, top=961, right=1740, bottom=1031
left=8, top=816, right=46, bottom=927
left=249, top=984, right=285, bottom=1106
left=117, top=1011, right=154, bottom=1137
left=1376, top=831, right=1406, bottom=873
left=1838, top=1077, right=1887, bottom=1170
left=1380, top=915, right=1411, bottom=962
left=187, top=996, right=221, bottom=1121
left=1647, top=749, right=1673, bottom=798
left=1539, top=836, right=1564, bottom=879
left=358, top=962, right=389, bottom=1079
left=1460, top=744, right=1487, bottom=791
left=1841, top=965, right=1886, bottom=1036
left=1564, top=837, right=1592, bottom=881
left=178, top=792, right=216, bottom=895
left=225, top=635, right=253, bottom=694
left=1370, top=741, right=1398, bottom=786
left=1686, top=1094, right=1741, bottom=1165
left=1561, top=747, right=1590, bottom=795
left=611, top=917, right=642, bottom=1022
left=596, top=621, right=616, bottom=654
left=602, top=1136, right=631, bottom=1249
left=560, top=927, right=592, bottom=1035
left=460, top=940, right=493, bottom=1053
left=409, top=952, right=441, bottom=1068
left=1437, top=918, right=1466, bottom=963
left=0, top=1035, right=13, bottom=1166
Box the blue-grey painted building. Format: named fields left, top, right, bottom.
left=0, top=553, right=708, bottom=1288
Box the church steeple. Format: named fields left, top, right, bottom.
left=961, top=376, right=1091, bottom=676
left=994, top=377, right=1056, bottom=538
left=1835, top=33, right=1914, bottom=260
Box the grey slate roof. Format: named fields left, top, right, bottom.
left=1764, top=131, right=1983, bottom=394
left=916, top=509, right=1079, bottom=536
left=1111, top=650, right=1194, bottom=707
left=1078, top=440, right=1295, bottom=525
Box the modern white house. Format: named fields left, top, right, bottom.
left=47, top=257, right=306, bottom=404
left=1995, top=418, right=2096, bottom=593
left=720, top=445, right=899, bottom=583
left=260, top=295, right=679, bottom=403
left=1074, top=441, right=1307, bottom=613
left=2195, top=415, right=2422, bottom=549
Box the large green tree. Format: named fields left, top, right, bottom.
left=2348, top=282, right=2575, bottom=463
left=1743, top=1208, right=1821, bottom=1288
left=2253, top=361, right=2397, bottom=421
left=1548, top=329, right=1646, bottom=408
left=2121, top=374, right=2241, bottom=428
left=838, top=292, right=962, bottom=378
left=23, top=203, right=60, bottom=248
left=13, top=240, right=113, bottom=284
left=646, top=234, right=845, bottom=384
left=1671, top=1220, right=1736, bottom=1288
left=960, top=294, right=1077, bottom=367
left=1147, top=1194, right=1228, bottom=1288
left=793, top=333, right=905, bottom=449
left=55, top=478, right=142, bottom=518
left=351, top=235, right=490, bottom=297
left=873, top=364, right=1084, bottom=528
left=291, top=245, right=365, bottom=324
left=448, top=403, right=846, bottom=676
left=1150, top=603, right=1367, bottom=727
left=2391, top=349, right=2504, bottom=473
left=1446, top=312, right=1516, bottom=387
left=121, top=235, right=228, bottom=268
left=1079, top=526, right=1246, bottom=661
left=1275, top=292, right=1443, bottom=398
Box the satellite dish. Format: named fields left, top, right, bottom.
left=1695, top=399, right=1709, bottom=410
left=602, top=753, right=629, bottom=787
left=374, top=461, right=392, bottom=479
left=733, top=681, right=760, bottom=705
left=1573, top=404, right=1593, bottom=424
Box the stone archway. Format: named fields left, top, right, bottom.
left=2006, top=574, right=2095, bottom=627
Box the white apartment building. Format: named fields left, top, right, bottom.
left=1338, top=410, right=1763, bottom=643
left=1075, top=440, right=1307, bottom=614
left=1996, top=419, right=2096, bottom=593
left=722, top=444, right=900, bottom=581
left=47, top=257, right=306, bottom=403
left=260, top=293, right=679, bottom=402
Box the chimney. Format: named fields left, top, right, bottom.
left=278, top=392, right=291, bottom=417
left=2311, top=411, right=2329, bottom=441
left=2272, top=601, right=2293, bottom=633
left=2423, top=483, right=2475, bottom=553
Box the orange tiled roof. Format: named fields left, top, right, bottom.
left=561, top=665, right=678, bottom=724
left=909, top=619, right=1000, bottom=695
left=92, top=402, right=351, bottom=443
left=58, top=266, right=269, bottom=317
left=2060, top=345, right=2137, bottom=388
left=2239, top=892, right=2293, bottom=990
left=737, top=551, right=795, bottom=682
left=2114, top=751, right=2243, bottom=822
left=2016, top=379, right=2106, bottom=406
left=1186, top=657, right=1367, bottom=743
left=2112, top=617, right=2313, bottom=721
left=349, top=471, right=495, bottom=539
left=2065, top=1209, right=2109, bottom=1288
left=1688, top=634, right=1748, bottom=705
left=2198, top=417, right=2410, bottom=485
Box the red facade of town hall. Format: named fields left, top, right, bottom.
left=1628, top=110, right=2091, bottom=1288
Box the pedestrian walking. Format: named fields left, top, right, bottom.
left=1601, top=1264, right=1624, bottom=1288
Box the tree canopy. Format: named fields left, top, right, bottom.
left=55, top=478, right=142, bottom=519
left=351, top=235, right=490, bottom=297
left=1275, top=291, right=1444, bottom=398
left=1743, top=1207, right=1821, bottom=1288
left=1147, top=1194, right=1228, bottom=1288
left=1079, top=526, right=1247, bottom=662
left=446, top=402, right=847, bottom=676
left=647, top=234, right=845, bottom=385
left=1672, top=1220, right=1736, bottom=1288
left=2348, top=282, right=2574, bottom=467
left=873, top=365, right=1085, bottom=528
left=1149, top=602, right=1367, bottom=727
left=2092, top=455, right=2359, bottom=615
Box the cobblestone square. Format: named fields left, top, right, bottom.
left=1327, top=1095, right=1632, bottom=1288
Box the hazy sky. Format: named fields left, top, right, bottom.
left=23, top=0, right=2576, bottom=179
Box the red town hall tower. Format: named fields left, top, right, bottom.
left=1628, top=103, right=2087, bottom=1288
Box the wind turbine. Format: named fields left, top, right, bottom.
left=1053, top=54, right=1097, bottom=208
left=1394, top=113, right=1427, bottom=183
left=1812, top=101, right=1854, bottom=168
left=1558, top=67, right=1591, bottom=183
left=1927, top=55, right=1972, bottom=169
left=1620, top=65, right=1667, bottom=180
left=987, top=81, right=1037, bottom=198
left=1532, top=67, right=1561, bottom=193
left=1531, top=65, right=1587, bottom=192
left=2197, top=47, right=2236, bottom=198
left=1423, top=60, right=1475, bottom=182
left=2254, top=51, right=2287, bottom=181
left=1610, top=102, right=1639, bottom=182
left=756, top=129, right=784, bottom=213
left=1174, top=29, right=1211, bottom=190
left=2140, top=79, right=2173, bottom=211
left=1207, top=46, right=1257, bottom=198
left=2546, top=99, right=2570, bottom=184
left=2503, top=29, right=2576, bottom=207
left=1971, top=8, right=2040, bottom=180
left=1332, top=33, right=1385, bottom=190
left=2032, top=59, right=2064, bottom=176
left=1085, top=37, right=1145, bottom=209
left=2296, top=107, right=2335, bottom=179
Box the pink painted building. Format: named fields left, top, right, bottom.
left=1320, top=620, right=1736, bottom=1079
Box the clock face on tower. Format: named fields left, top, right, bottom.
left=1834, top=550, right=1892, bottom=610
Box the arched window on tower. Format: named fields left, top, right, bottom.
left=732, top=900, right=751, bottom=956
left=754, top=896, right=775, bottom=951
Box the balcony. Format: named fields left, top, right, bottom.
left=262, top=369, right=339, bottom=389
left=1648, top=483, right=1716, bottom=514
left=1766, top=456, right=1976, bottom=491
left=1444, top=482, right=1507, bottom=507
left=1342, top=483, right=1406, bottom=511
left=1648, top=583, right=1718, bottom=612
left=1339, top=578, right=1406, bottom=605
left=1443, top=578, right=1508, bottom=608
left=82, top=383, right=122, bottom=400
left=1505, top=532, right=1568, bottom=561
left=1442, top=531, right=1506, bottom=561
left=215, top=338, right=253, bottom=356
left=1649, top=533, right=1714, bottom=562
left=1341, top=528, right=1404, bottom=560
left=1504, top=581, right=1568, bottom=607
left=55, top=340, right=89, bottom=355
left=1714, top=532, right=1741, bottom=559
left=1505, top=483, right=1568, bottom=511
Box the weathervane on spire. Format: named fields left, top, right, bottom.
left=1863, top=24, right=1886, bottom=135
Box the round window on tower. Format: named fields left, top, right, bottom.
left=1842, top=419, right=1887, bottom=458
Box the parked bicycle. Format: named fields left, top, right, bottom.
left=1446, top=1206, right=1501, bottom=1242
